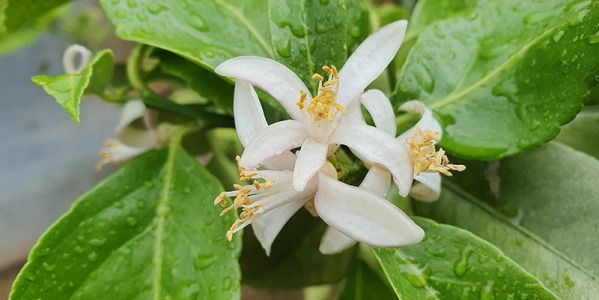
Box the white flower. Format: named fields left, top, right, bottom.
left=215, top=20, right=414, bottom=196
left=215, top=80, right=424, bottom=255
left=97, top=100, right=160, bottom=170
left=320, top=92, right=466, bottom=254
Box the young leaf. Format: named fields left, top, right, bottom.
left=338, top=259, right=396, bottom=300
left=415, top=180, right=599, bottom=299
left=240, top=209, right=355, bottom=289
left=372, top=217, right=558, bottom=300
left=396, top=0, right=599, bottom=159
left=555, top=106, right=599, bottom=159
left=31, top=50, right=114, bottom=124
left=9, top=141, right=241, bottom=299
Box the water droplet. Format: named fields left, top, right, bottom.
left=274, top=147, right=283, bottom=155
left=209, top=285, right=217, bottom=293
left=144, top=181, right=154, bottom=188
left=190, top=13, right=209, bottom=31
left=147, top=3, right=166, bottom=14
left=127, top=0, right=137, bottom=8
left=222, top=276, right=232, bottom=291
left=569, top=9, right=589, bottom=27
left=74, top=245, right=85, bottom=253
left=349, top=25, right=361, bottom=38
left=428, top=248, right=446, bottom=257
left=116, top=10, right=126, bottom=19
left=88, top=252, right=98, bottom=262
left=111, top=0, right=119, bottom=4
left=202, top=49, right=215, bottom=58
left=552, top=30, right=565, bottom=42
left=42, top=262, right=55, bottom=271
left=137, top=200, right=147, bottom=209
left=453, top=247, right=473, bottom=277
left=276, top=38, right=291, bottom=58
left=89, top=237, right=107, bottom=246
left=194, top=254, right=215, bottom=270
left=593, top=74, right=599, bottom=83
left=136, top=12, right=148, bottom=22
left=157, top=204, right=171, bottom=217
left=127, top=217, right=138, bottom=226
left=480, top=282, right=495, bottom=300
left=479, top=255, right=489, bottom=263
left=589, top=32, right=599, bottom=44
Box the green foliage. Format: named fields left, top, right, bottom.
left=338, top=259, right=396, bottom=300
left=10, top=138, right=242, bottom=299
left=0, top=0, right=70, bottom=32
left=240, top=209, right=355, bottom=289
left=32, top=50, right=115, bottom=124
left=372, top=217, right=558, bottom=300
left=556, top=106, right=599, bottom=159
left=395, top=0, right=599, bottom=159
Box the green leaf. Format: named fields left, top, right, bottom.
left=240, top=209, right=355, bottom=289
left=415, top=181, right=599, bottom=299
left=158, top=51, right=234, bottom=114
left=10, top=139, right=242, bottom=299
left=338, top=259, right=396, bottom=300
left=555, top=106, right=599, bottom=159
left=372, top=217, right=558, bottom=300
left=407, top=0, right=477, bottom=39
left=1, top=0, right=70, bottom=32
left=395, top=0, right=599, bottom=159
left=32, top=50, right=115, bottom=124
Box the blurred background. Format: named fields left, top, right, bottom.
left=0, top=1, right=130, bottom=297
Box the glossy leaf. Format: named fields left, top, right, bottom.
left=415, top=182, right=599, bottom=299
left=240, top=209, right=355, bottom=289
left=407, top=0, right=476, bottom=39
left=395, top=0, right=599, bottom=159
left=32, top=49, right=114, bottom=124
left=10, top=140, right=241, bottom=299
left=555, top=106, right=599, bottom=159
left=372, top=217, right=558, bottom=300
left=1, top=0, right=70, bottom=32
left=338, top=259, right=396, bottom=300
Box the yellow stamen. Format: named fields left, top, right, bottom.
left=297, top=65, right=346, bottom=122
left=407, top=128, right=466, bottom=176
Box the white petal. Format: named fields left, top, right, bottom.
left=293, top=139, right=328, bottom=191
left=240, top=120, right=307, bottom=169
left=314, top=173, right=424, bottom=247
left=319, top=227, right=357, bottom=255
left=360, top=165, right=391, bottom=198
left=116, top=100, right=156, bottom=148
left=330, top=123, right=414, bottom=197
left=252, top=196, right=311, bottom=256
left=397, top=100, right=442, bottom=142
left=361, top=89, right=396, bottom=136
left=233, top=80, right=268, bottom=147
left=410, top=173, right=441, bottom=202
left=337, top=21, right=408, bottom=107
left=215, top=56, right=309, bottom=120
left=263, top=151, right=297, bottom=171
left=338, top=94, right=364, bottom=125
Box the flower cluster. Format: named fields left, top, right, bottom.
left=213, top=20, right=464, bottom=255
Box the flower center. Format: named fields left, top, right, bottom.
left=297, top=65, right=346, bottom=122
left=214, top=156, right=274, bottom=241
left=407, top=127, right=466, bottom=176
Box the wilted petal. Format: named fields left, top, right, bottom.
left=360, top=165, right=392, bottom=198
left=234, top=80, right=268, bottom=147
left=314, top=173, right=424, bottom=247
left=215, top=56, right=309, bottom=120
left=293, top=139, right=327, bottom=191
left=411, top=172, right=441, bottom=202
left=116, top=100, right=156, bottom=148
left=252, top=196, right=311, bottom=256
left=337, top=20, right=408, bottom=107
left=361, top=89, right=396, bottom=136
left=319, top=227, right=357, bottom=255
left=241, top=120, right=307, bottom=169
left=330, top=123, right=413, bottom=197
left=397, top=100, right=442, bottom=142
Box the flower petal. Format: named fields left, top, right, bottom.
left=359, top=165, right=391, bottom=198
left=330, top=123, right=414, bottom=196
left=397, top=100, right=442, bottom=142
left=314, top=173, right=424, bottom=247
left=410, top=172, right=441, bottom=202
left=215, top=56, right=309, bottom=120
left=116, top=100, right=156, bottom=148
left=233, top=80, right=268, bottom=147
left=337, top=20, right=408, bottom=107
left=252, top=195, right=311, bottom=256
left=319, top=227, right=357, bottom=255
left=293, top=139, right=327, bottom=191
left=240, top=120, right=307, bottom=169
left=361, top=89, right=396, bottom=136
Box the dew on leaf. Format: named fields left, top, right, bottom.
left=42, top=262, right=55, bottom=272
left=222, top=276, right=232, bottom=291
left=74, top=245, right=85, bottom=254
left=136, top=12, right=148, bottom=22
left=194, top=254, right=216, bottom=270
left=157, top=204, right=171, bottom=217
left=89, top=237, right=107, bottom=246
left=480, top=282, right=495, bottom=300
left=127, top=216, right=138, bottom=226
left=589, top=32, right=599, bottom=44
left=147, top=3, right=166, bottom=14
left=190, top=13, right=209, bottom=32
left=110, top=0, right=119, bottom=4
left=276, top=38, right=291, bottom=58
left=552, top=30, right=565, bottom=42
left=453, top=247, right=473, bottom=277
left=88, top=252, right=98, bottom=262
left=127, top=0, right=136, bottom=8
